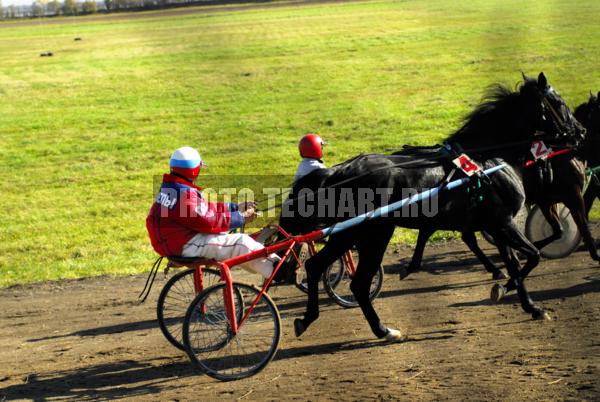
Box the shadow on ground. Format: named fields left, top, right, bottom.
left=2, top=335, right=449, bottom=401
left=449, top=274, right=600, bottom=308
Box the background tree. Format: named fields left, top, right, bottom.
left=31, top=1, right=44, bottom=17
left=0, top=0, right=4, bottom=20
left=82, top=0, right=96, bottom=13
left=62, top=0, right=76, bottom=15
left=7, top=4, right=16, bottom=17
left=47, top=0, right=61, bottom=15
left=113, top=0, right=127, bottom=10
left=104, top=0, right=112, bottom=11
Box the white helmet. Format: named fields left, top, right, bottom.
left=169, top=146, right=206, bottom=180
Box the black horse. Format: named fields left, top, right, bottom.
left=279, top=73, right=585, bottom=341
left=575, top=92, right=600, bottom=216
left=406, top=88, right=600, bottom=289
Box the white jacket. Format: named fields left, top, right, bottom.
left=294, top=158, right=326, bottom=182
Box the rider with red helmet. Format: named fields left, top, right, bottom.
left=146, top=146, right=281, bottom=279
left=295, top=133, right=326, bottom=182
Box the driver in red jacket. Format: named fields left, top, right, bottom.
left=146, top=146, right=281, bottom=279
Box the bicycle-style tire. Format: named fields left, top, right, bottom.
left=295, top=269, right=331, bottom=294
left=183, top=282, right=281, bottom=381
left=525, top=204, right=582, bottom=259
left=294, top=243, right=328, bottom=294
left=156, top=267, right=221, bottom=350
left=324, top=252, right=383, bottom=308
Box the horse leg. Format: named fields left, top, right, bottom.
left=583, top=182, right=597, bottom=219
left=489, top=221, right=549, bottom=320
left=352, top=224, right=402, bottom=341
left=563, top=193, right=600, bottom=262
left=400, top=227, right=434, bottom=280
left=294, top=234, right=350, bottom=337
left=532, top=203, right=563, bottom=251
left=461, top=230, right=506, bottom=279
left=494, top=243, right=549, bottom=320
left=584, top=184, right=600, bottom=247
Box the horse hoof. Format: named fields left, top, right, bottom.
left=383, top=328, right=405, bottom=343
left=492, top=271, right=507, bottom=280
left=533, top=310, right=552, bottom=321
left=399, top=267, right=409, bottom=280
left=294, top=319, right=306, bottom=337
left=490, top=284, right=506, bottom=303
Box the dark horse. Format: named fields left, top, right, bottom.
left=575, top=92, right=600, bottom=217
left=406, top=87, right=600, bottom=292
left=279, top=73, right=585, bottom=341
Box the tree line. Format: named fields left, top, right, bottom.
left=0, top=0, right=207, bottom=18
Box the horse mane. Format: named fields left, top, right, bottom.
left=446, top=79, right=538, bottom=145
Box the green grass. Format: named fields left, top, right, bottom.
left=1, top=0, right=600, bottom=287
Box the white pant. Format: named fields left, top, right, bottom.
left=182, top=233, right=280, bottom=279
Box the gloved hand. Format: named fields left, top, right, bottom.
left=238, top=201, right=257, bottom=212
left=241, top=207, right=257, bottom=222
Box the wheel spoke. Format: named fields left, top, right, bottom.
left=182, top=283, right=281, bottom=380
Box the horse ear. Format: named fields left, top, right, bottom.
left=521, top=71, right=529, bottom=82
left=537, top=72, right=547, bottom=89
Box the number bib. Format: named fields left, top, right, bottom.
left=530, top=140, right=551, bottom=160
left=452, top=154, right=481, bottom=176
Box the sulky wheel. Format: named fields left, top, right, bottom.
left=295, top=243, right=328, bottom=294
left=525, top=204, right=582, bottom=259
left=157, top=267, right=221, bottom=350
left=182, top=282, right=281, bottom=381
left=295, top=269, right=328, bottom=294
left=323, top=250, right=383, bottom=308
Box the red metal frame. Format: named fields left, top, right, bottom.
left=185, top=227, right=325, bottom=335
left=341, top=249, right=357, bottom=276
left=182, top=227, right=359, bottom=337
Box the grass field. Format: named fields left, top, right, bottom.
left=1, top=0, right=600, bottom=287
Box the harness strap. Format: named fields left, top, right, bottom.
left=262, top=140, right=574, bottom=213
left=138, top=256, right=164, bottom=303
left=439, top=167, right=458, bottom=189
left=584, top=165, right=600, bottom=192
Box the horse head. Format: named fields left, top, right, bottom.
left=448, top=72, right=584, bottom=155
left=520, top=72, right=586, bottom=149
left=575, top=91, right=600, bottom=166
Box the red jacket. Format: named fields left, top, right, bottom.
left=146, top=174, right=245, bottom=256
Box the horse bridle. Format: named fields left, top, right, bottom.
left=538, top=87, right=580, bottom=146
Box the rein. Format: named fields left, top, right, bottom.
left=261, top=137, right=573, bottom=213
left=138, top=256, right=164, bottom=303
left=542, top=96, right=566, bottom=130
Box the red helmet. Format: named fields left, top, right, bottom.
left=298, top=133, right=324, bottom=159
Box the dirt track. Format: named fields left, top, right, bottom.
left=1, top=238, right=599, bottom=401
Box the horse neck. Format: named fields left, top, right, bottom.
left=584, top=121, right=600, bottom=166
left=448, top=129, right=532, bottom=174
left=447, top=102, right=536, bottom=159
